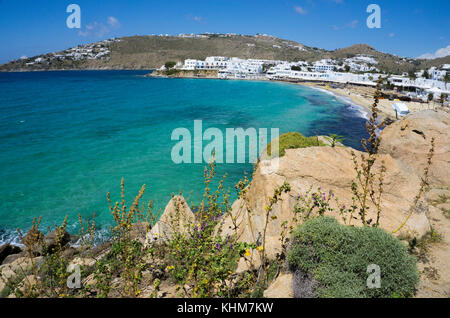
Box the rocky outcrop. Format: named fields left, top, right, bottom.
left=43, top=230, right=71, bottom=253
left=0, top=244, right=22, bottom=265
left=222, top=146, right=431, bottom=260
left=222, top=110, right=450, bottom=263
left=263, top=272, right=294, bottom=298
left=0, top=256, right=43, bottom=293
left=146, top=195, right=195, bottom=244
left=147, top=69, right=218, bottom=78
left=379, top=110, right=450, bottom=189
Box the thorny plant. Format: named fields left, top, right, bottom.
left=93, top=179, right=152, bottom=297
left=166, top=155, right=253, bottom=298
left=350, top=77, right=387, bottom=227
left=78, top=213, right=96, bottom=250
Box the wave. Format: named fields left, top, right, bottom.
left=307, top=86, right=370, bottom=120
left=0, top=221, right=113, bottom=248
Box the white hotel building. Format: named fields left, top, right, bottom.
left=183, top=56, right=230, bottom=70
left=182, top=56, right=266, bottom=78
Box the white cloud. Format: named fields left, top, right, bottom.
left=294, top=6, right=307, bottom=15
left=347, top=20, right=358, bottom=28
left=78, top=22, right=110, bottom=38
left=418, top=45, right=450, bottom=59
left=193, top=16, right=203, bottom=22
left=389, top=33, right=395, bottom=37
left=333, top=20, right=358, bottom=30
left=107, top=16, right=120, bottom=28
left=78, top=17, right=121, bottom=38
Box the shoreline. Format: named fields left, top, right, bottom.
left=292, top=82, right=372, bottom=120
left=298, top=81, right=437, bottom=121
left=3, top=68, right=429, bottom=122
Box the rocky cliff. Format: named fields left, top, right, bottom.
left=220, top=109, right=449, bottom=265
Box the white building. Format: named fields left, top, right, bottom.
left=314, top=63, right=335, bottom=72
left=428, top=67, right=447, bottom=81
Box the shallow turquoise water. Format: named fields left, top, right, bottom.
left=0, top=70, right=367, bottom=242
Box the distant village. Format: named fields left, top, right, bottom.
left=159, top=54, right=450, bottom=103
left=19, top=38, right=121, bottom=66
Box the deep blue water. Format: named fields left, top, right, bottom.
left=0, top=70, right=368, bottom=242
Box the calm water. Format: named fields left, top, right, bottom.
left=0, top=70, right=368, bottom=242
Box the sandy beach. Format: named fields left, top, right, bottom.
left=299, top=82, right=441, bottom=121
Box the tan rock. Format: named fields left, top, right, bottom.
left=263, top=273, right=293, bottom=298
left=18, top=275, right=38, bottom=294
left=222, top=145, right=432, bottom=260
left=82, top=273, right=96, bottom=287
left=379, top=110, right=450, bottom=188
left=0, top=256, right=42, bottom=295
left=70, top=257, right=96, bottom=268
left=130, top=222, right=151, bottom=244
left=146, top=195, right=195, bottom=244
left=0, top=278, right=6, bottom=294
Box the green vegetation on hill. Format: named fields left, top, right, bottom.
left=266, top=132, right=325, bottom=158
left=288, top=216, right=419, bottom=298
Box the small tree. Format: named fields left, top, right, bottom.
left=328, top=134, right=344, bottom=147
left=428, top=92, right=434, bottom=103
left=164, top=61, right=176, bottom=70
left=423, top=70, right=430, bottom=79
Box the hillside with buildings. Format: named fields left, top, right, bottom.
left=1, top=33, right=449, bottom=74
left=1, top=33, right=449, bottom=104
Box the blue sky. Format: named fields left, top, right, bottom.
left=0, top=0, right=449, bottom=64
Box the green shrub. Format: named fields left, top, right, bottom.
left=287, top=216, right=419, bottom=298
left=266, top=132, right=325, bottom=158
left=164, top=61, right=176, bottom=69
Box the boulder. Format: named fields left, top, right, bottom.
left=62, top=246, right=79, bottom=260
left=0, top=244, right=23, bottom=265
left=263, top=272, right=294, bottom=298
left=2, top=252, right=26, bottom=265
left=379, top=110, right=450, bottom=189
left=222, top=145, right=432, bottom=260
left=0, top=256, right=43, bottom=294
left=130, top=221, right=150, bottom=244
left=21, top=228, right=43, bottom=255
left=80, top=241, right=112, bottom=258
left=146, top=195, right=195, bottom=244
left=43, top=230, right=71, bottom=253
left=70, top=257, right=96, bottom=268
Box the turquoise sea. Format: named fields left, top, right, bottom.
left=0, top=70, right=368, bottom=243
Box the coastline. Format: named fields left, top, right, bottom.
left=3, top=68, right=431, bottom=123
left=294, top=82, right=371, bottom=120
left=298, top=81, right=436, bottom=121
